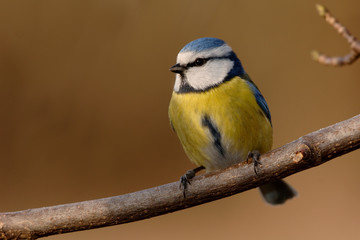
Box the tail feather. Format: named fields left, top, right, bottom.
left=259, top=180, right=297, bottom=205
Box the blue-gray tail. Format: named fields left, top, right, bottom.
left=259, top=180, right=297, bottom=205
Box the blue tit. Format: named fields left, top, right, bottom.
left=168, top=37, right=297, bottom=205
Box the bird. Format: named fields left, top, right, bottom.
left=168, top=37, right=297, bottom=205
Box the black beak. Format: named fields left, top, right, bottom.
left=169, top=63, right=185, bottom=74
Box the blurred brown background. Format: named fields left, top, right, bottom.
left=1, top=0, right=359, bottom=239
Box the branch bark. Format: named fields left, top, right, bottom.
left=312, top=4, right=360, bottom=66
left=1, top=114, right=359, bottom=240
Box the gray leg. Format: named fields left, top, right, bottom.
left=180, top=166, right=205, bottom=198
left=247, top=150, right=261, bottom=175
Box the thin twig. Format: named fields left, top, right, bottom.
left=1, top=114, right=359, bottom=240
left=312, top=4, right=360, bottom=66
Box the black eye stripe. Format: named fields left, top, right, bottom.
left=186, top=56, right=229, bottom=68
left=187, top=58, right=208, bottom=68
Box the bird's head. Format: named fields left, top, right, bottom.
left=170, top=37, right=245, bottom=93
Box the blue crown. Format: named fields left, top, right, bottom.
left=180, top=37, right=226, bottom=53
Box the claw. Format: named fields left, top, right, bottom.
left=247, top=150, right=261, bottom=175
left=179, top=166, right=205, bottom=198
left=179, top=175, right=190, bottom=198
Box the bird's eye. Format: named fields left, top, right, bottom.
left=193, top=58, right=207, bottom=67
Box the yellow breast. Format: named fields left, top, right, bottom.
left=168, top=76, right=273, bottom=171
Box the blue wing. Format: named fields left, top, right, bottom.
left=247, top=81, right=272, bottom=125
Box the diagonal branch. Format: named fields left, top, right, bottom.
left=312, top=4, right=360, bottom=66
left=1, top=114, right=359, bottom=240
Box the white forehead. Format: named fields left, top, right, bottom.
left=176, top=44, right=233, bottom=65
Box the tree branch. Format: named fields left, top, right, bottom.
left=1, top=114, right=359, bottom=240
left=312, top=4, right=360, bottom=66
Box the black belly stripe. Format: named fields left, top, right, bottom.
left=201, top=115, right=225, bottom=157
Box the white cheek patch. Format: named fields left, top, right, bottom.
left=173, top=74, right=181, bottom=92
left=177, top=44, right=232, bottom=66
left=185, top=59, right=234, bottom=90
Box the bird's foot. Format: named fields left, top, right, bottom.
left=247, top=150, right=261, bottom=175
left=179, top=166, right=205, bottom=198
